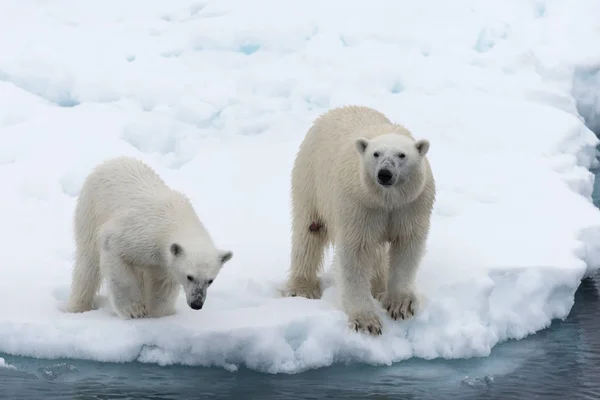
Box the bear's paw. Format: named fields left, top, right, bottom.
left=349, top=311, right=383, bottom=336
left=286, top=278, right=322, bottom=300
left=382, top=289, right=419, bottom=321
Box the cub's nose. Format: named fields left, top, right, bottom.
left=377, top=169, right=393, bottom=186
left=190, top=300, right=204, bottom=310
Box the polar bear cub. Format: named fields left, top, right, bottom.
left=286, top=105, right=436, bottom=335
left=66, top=156, right=233, bottom=319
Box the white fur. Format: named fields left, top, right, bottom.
left=286, top=105, right=436, bottom=335
left=66, top=157, right=233, bottom=319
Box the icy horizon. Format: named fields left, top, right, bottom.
left=1, top=0, right=600, bottom=374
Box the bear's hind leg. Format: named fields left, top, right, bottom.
left=370, top=244, right=389, bottom=303
left=66, top=246, right=101, bottom=313
left=286, top=208, right=327, bottom=299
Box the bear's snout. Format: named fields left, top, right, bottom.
left=377, top=169, right=393, bottom=186
left=190, top=299, right=204, bottom=310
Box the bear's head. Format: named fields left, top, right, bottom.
left=355, top=133, right=430, bottom=189
left=167, top=242, right=233, bottom=310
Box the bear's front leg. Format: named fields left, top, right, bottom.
left=99, top=245, right=147, bottom=320
left=143, top=268, right=179, bottom=318
left=335, top=238, right=383, bottom=336
left=382, top=236, right=425, bottom=321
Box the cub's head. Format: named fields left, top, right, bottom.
left=168, top=242, right=233, bottom=310
left=355, top=133, right=429, bottom=188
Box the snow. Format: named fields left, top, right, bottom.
left=1, top=0, right=600, bottom=375
left=0, top=358, right=16, bottom=371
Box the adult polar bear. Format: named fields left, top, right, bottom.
left=286, top=105, right=436, bottom=335
left=66, top=157, right=233, bottom=319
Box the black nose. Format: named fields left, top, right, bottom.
left=190, top=300, right=204, bottom=310
left=377, top=169, right=393, bottom=185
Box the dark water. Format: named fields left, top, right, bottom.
left=2, top=164, right=600, bottom=399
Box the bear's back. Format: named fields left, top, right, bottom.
left=77, top=157, right=173, bottom=226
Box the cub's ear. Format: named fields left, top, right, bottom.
left=219, top=250, right=233, bottom=264
left=170, top=243, right=183, bottom=257
left=415, top=139, right=430, bottom=156
left=355, top=137, right=369, bottom=155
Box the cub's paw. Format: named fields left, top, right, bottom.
left=383, top=289, right=420, bottom=321
left=286, top=279, right=322, bottom=299
left=117, top=302, right=148, bottom=319
left=349, top=311, right=383, bottom=336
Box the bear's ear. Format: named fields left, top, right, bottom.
left=219, top=250, right=233, bottom=264
left=415, top=139, right=430, bottom=156
left=355, top=137, right=369, bottom=155
left=170, top=243, right=183, bottom=257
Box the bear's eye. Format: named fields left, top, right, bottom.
left=187, top=275, right=194, bottom=282
left=373, top=152, right=380, bottom=158
left=398, top=153, right=406, bottom=159
left=207, top=279, right=214, bottom=285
